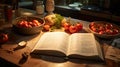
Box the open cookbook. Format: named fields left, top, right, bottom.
left=30, top=32, right=104, bottom=61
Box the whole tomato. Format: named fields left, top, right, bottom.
left=106, top=23, right=113, bottom=29
left=0, top=33, right=8, bottom=44
left=112, top=29, right=119, bottom=35
left=24, top=23, right=29, bottom=28
left=63, top=22, right=70, bottom=31
left=69, top=25, right=77, bottom=33
left=76, top=23, right=83, bottom=31
left=32, top=20, right=41, bottom=26
left=18, top=20, right=29, bottom=28
left=43, top=24, right=50, bottom=31
left=98, top=31, right=105, bottom=34
left=99, top=26, right=105, bottom=31
left=18, top=20, right=24, bottom=26
left=32, top=20, right=39, bottom=24
left=106, top=29, right=113, bottom=35
left=90, top=22, right=96, bottom=27
left=90, top=26, right=99, bottom=33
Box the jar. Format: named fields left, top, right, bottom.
left=0, top=9, right=5, bottom=26
left=46, top=0, right=55, bottom=14
left=36, top=1, right=44, bottom=14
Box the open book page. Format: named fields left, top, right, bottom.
left=31, top=32, right=69, bottom=56
left=67, top=33, right=100, bottom=59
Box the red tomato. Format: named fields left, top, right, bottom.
left=90, top=22, right=96, bottom=27
left=32, top=23, right=37, bottom=27
left=106, top=29, right=113, bottom=35
left=28, top=22, right=33, bottom=25
left=36, top=22, right=41, bottom=26
left=76, top=23, right=83, bottom=31
left=93, top=28, right=98, bottom=33
left=98, top=31, right=105, bottom=34
left=69, top=25, right=77, bottom=33
left=90, top=26, right=99, bottom=32
left=28, top=25, right=32, bottom=28
left=0, top=33, right=8, bottom=44
left=106, top=23, right=113, bottom=29
left=25, top=23, right=29, bottom=27
left=112, top=29, right=119, bottom=34
left=32, top=20, right=39, bottom=23
left=19, top=20, right=24, bottom=25
left=99, top=26, right=105, bottom=31
left=28, top=22, right=34, bottom=27
left=33, top=20, right=41, bottom=26
left=43, top=25, right=50, bottom=31
left=63, top=22, right=70, bottom=31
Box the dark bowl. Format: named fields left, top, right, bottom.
left=12, top=16, right=45, bottom=35
left=88, top=21, right=120, bottom=39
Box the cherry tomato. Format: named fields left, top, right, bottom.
left=28, top=25, right=32, bottom=28
left=18, top=20, right=24, bottom=26
left=98, top=31, right=106, bottom=34
left=112, top=29, right=119, bottom=34
left=90, top=22, right=96, bottom=27
left=33, top=20, right=39, bottom=24
left=28, top=21, right=32, bottom=25
left=32, top=20, right=41, bottom=26
left=106, top=29, right=113, bottom=35
left=90, top=26, right=99, bottom=32
left=106, top=23, right=113, bottom=29
left=99, top=26, right=105, bottom=31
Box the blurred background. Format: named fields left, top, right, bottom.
left=0, top=0, right=120, bottom=24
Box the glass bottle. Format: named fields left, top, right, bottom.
left=46, top=0, right=55, bottom=15
left=36, top=1, right=44, bottom=15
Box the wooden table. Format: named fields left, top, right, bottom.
left=0, top=8, right=120, bottom=67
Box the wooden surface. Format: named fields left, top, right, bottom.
left=0, top=8, right=120, bottom=67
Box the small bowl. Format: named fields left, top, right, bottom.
left=12, top=16, right=45, bottom=35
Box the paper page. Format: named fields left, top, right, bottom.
left=32, top=32, right=69, bottom=54
left=67, top=33, right=99, bottom=56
